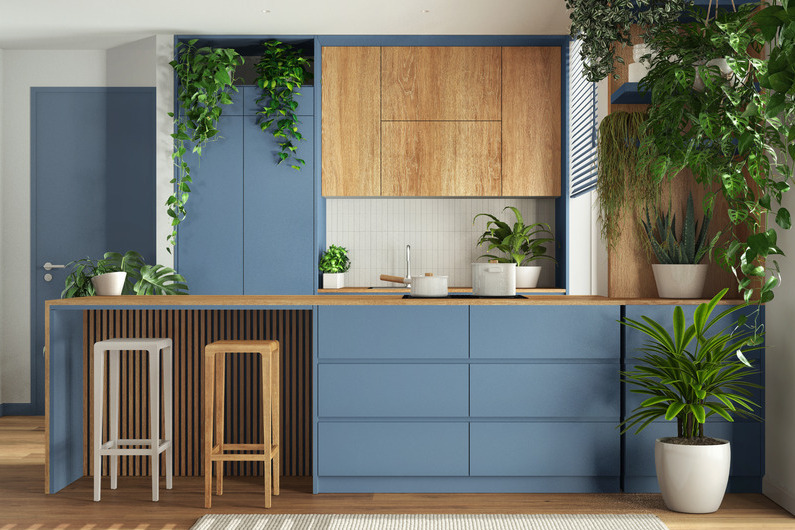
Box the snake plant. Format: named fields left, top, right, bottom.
left=642, top=194, right=715, bottom=265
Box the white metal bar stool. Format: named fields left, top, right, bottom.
left=93, top=337, right=173, bottom=502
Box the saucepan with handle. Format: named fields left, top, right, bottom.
left=379, top=273, right=449, bottom=297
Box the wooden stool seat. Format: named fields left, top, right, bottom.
left=203, top=340, right=280, bottom=509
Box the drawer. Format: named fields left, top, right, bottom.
left=318, top=306, right=469, bottom=359
left=470, top=363, right=619, bottom=419
left=470, top=422, right=619, bottom=477
left=470, top=306, right=619, bottom=359
left=318, top=364, right=468, bottom=417
left=318, top=422, right=469, bottom=476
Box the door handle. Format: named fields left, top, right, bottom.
left=43, top=262, right=66, bottom=271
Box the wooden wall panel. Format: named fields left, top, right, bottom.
left=381, top=121, right=501, bottom=196
left=83, top=309, right=312, bottom=478
left=381, top=47, right=501, bottom=121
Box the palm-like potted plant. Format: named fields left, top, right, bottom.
left=474, top=206, right=556, bottom=288
left=621, top=288, right=761, bottom=513
left=641, top=193, right=717, bottom=299
left=319, top=245, right=351, bottom=289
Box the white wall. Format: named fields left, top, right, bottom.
left=154, top=35, right=174, bottom=268
left=0, top=48, right=4, bottom=403
left=0, top=50, right=106, bottom=404
left=107, top=36, right=156, bottom=86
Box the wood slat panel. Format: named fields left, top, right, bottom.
left=381, top=46, right=501, bottom=121
left=83, top=309, right=312, bottom=478
left=381, top=121, right=501, bottom=196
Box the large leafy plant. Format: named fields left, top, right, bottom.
left=318, top=245, right=351, bottom=274
left=168, top=40, right=243, bottom=249
left=620, top=288, right=761, bottom=439
left=62, top=251, right=189, bottom=298
left=642, top=193, right=716, bottom=265
left=255, top=40, right=312, bottom=170
left=474, top=207, right=556, bottom=266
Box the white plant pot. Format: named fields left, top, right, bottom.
left=628, top=44, right=653, bottom=82
left=652, top=264, right=708, bottom=299
left=323, top=273, right=345, bottom=289
left=655, top=438, right=730, bottom=514
left=516, top=266, right=542, bottom=288
left=91, top=271, right=127, bottom=296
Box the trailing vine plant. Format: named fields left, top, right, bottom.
left=168, top=40, right=243, bottom=250
left=254, top=40, right=312, bottom=169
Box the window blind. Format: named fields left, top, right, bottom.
left=569, top=38, right=598, bottom=198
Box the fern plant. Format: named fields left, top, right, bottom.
left=641, top=193, right=715, bottom=265
left=474, top=207, right=556, bottom=266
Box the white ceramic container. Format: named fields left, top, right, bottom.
left=323, top=273, right=345, bottom=289
left=472, top=263, right=516, bottom=297
left=652, top=264, right=708, bottom=298
left=516, top=266, right=542, bottom=289
left=91, top=271, right=127, bottom=296
left=655, top=438, right=730, bottom=513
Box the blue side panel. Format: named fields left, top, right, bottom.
left=176, top=115, right=244, bottom=294
left=470, top=363, right=619, bottom=419
left=243, top=86, right=315, bottom=294
left=48, top=309, right=84, bottom=493
left=318, top=422, right=469, bottom=476
left=105, top=88, right=156, bottom=263
left=316, top=476, right=620, bottom=494
left=470, top=306, right=620, bottom=359
left=318, top=364, right=468, bottom=417
left=318, top=306, right=469, bottom=359
left=470, top=422, right=620, bottom=481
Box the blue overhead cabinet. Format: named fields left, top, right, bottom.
left=177, top=85, right=315, bottom=294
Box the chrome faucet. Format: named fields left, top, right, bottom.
left=406, top=244, right=411, bottom=281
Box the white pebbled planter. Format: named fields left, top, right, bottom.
left=516, top=266, right=542, bottom=288
left=652, top=264, right=708, bottom=299
left=655, top=438, right=730, bottom=514
left=91, top=271, right=127, bottom=296
left=323, top=272, right=345, bottom=289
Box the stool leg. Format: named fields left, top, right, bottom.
left=108, top=350, right=120, bottom=490
left=203, top=351, right=214, bottom=509
left=149, top=348, right=161, bottom=502
left=261, top=352, right=272, bottom=509
left=214, top=353, right=225, bottom=496
left=163, top=343, right=173, bottom=490
left=272, top=346, right=280, bottom=496
left=93, top=346, right=105, bottom=502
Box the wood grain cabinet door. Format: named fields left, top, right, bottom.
left=381, top=46, right=501, bottom=121
left=321, top=46, right=381, bottom=196
left=501, top=47, right=561, bottom=197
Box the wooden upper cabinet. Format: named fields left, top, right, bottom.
left=381, top=121, right=501, bottom=196
left=501, top=47, right=561, bottom=197
left=381, top=47, right=501, bottom=121
left=321, top=47, right=381, bottom=196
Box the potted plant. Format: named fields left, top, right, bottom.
left=474, top=206, right=555, bottom=288
left=621, top=288, right=761, bottom=513
left=319, top=245, right=350, bottom=289
left=641, top=193, right=716, bottom=299
left=62, top=251, right=189, bottom=298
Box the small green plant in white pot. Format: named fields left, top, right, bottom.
left=319, top=245, right=350, bottom=289
left=474, top=206, right=556, bottom=288
left=62, top=251, right=188, bottom=297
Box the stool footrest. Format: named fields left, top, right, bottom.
left=210, top=443, right=279, bottom=461
left=99, top=439, right=171, bottom=456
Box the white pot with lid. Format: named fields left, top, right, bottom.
left=409, top=273, right=448, bottom=297
left=472, top=262, right=516, bottom=297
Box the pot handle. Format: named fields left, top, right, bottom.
left=380, top=274, right=410, bottom=284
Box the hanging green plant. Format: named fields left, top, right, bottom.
left=168, top=39, right=243, bottom=250
left=254, top=40, right=311, bottom=170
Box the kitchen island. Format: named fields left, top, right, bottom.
left=45, top=295, right=761, bottom=496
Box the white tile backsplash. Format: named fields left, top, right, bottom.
left=325, top=198, right=557, bottom=287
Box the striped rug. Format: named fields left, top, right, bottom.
left=191, top=513, right=669, bottom=530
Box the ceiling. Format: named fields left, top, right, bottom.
left=0, top=0, right=572, bottom=50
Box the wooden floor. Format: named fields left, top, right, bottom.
left=1, top=417, right=793, bottom=529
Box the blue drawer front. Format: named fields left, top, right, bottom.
left=318, top=422, right=469, bottom=476
left=470, top=422, right=620, bottom=477
left=470, top=363, right=619, bottom=419
left=243, top=86, right=314, bottom=116
left=470, top=306, right=620, bottom=359
left=318, top=306, right=469, bottom=359
left=319, top=364, right=468, bottom=417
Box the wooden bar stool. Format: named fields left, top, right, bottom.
left=203, top=340, right=280, bottom=509
left=93, top=338, right=173, bottom=502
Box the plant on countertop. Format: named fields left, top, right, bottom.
left=62, top=251, right=189, bottom=298
left=254, top=40, right=312, bottom=170
left=168, top=40, right=243, bottom=250
left=620, top=288, right=761, bottom=439
left=642, top=193, right=716, bottom=265
left=318, top=245, right=351, bottom=274
left=474, top=206, right=556, bottom=266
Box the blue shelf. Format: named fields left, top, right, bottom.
left=611, top=82, right=650, bottom=105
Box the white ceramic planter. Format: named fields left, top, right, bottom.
left=655, top=438, right=730, bottom=513
left=628, top=44, right=653, bottom=82
left=323, top=273, right=345, bottom=289
left=91, top=271, right=127, bottom=296
left=652, top=264, right=708, bottom=299
left=516, top=266, right=542, bottom=288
